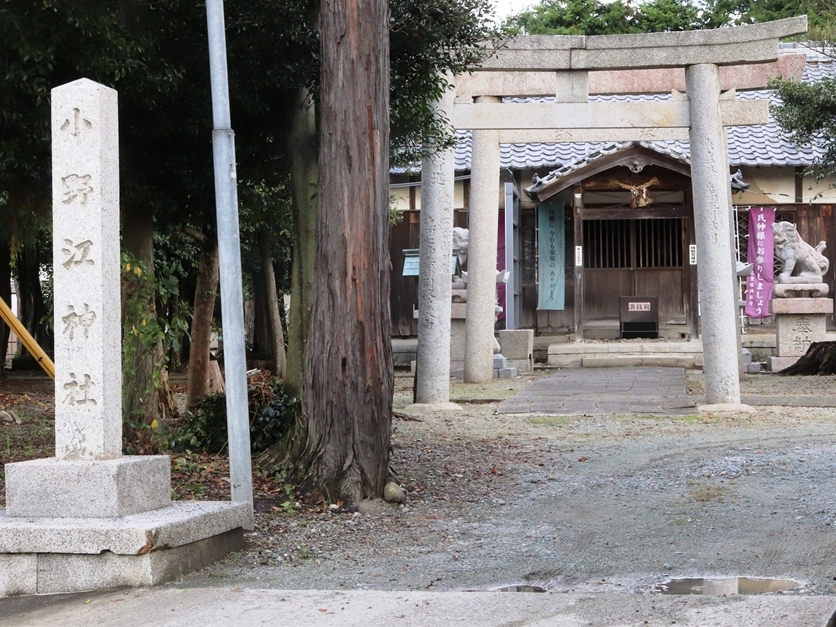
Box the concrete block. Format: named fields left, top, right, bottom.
left=548, top=355, right=583, bottom=368
left=746, top=363, right=762, bottom=374
left=549, top=343, right=608, bottom=355
left=583, top=356, right=643, bottom=367
left=768, top=355, right=801, bottom=372
left=664, top=341, right=703, bottom=354
left=498, top=329, right=534, bottom=361
left=450, top=320, right=467, bottom=361
left=492, top=354, right=508, bottom=369
left=506, top=359, right=533, bottom=373
left=0, top=553, right=37, bottom=596
left=5, top=456, right=171, bottom=518
left=742, top=348, right=752, bottom=365
left=641, top=355, right=696, bottom=368
left=496, top=367, right=517, bottom=379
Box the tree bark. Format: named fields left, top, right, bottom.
left=16, top=245, right=51, bottom=353
left=252, top=265, right=272, bottom=357
left=779, top=341, right=836, bottom=375
left=0, top=246, right=12, bottom=372
left=185, top=236, right=220, bottom=412
left=121, top=207, right=176, bottom=428
left=297, top=0, right=393, bottom=506
left=285, top=85, right=319, bottom=399
left=259, top=229, right=287, bottom=378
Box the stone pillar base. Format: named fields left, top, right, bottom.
left=0, top=501, right=252, bottom=596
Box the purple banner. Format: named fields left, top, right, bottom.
left=744, top=207, right=775, bottom=318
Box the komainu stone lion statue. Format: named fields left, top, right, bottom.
left=772, top=221, right=829, bottom=281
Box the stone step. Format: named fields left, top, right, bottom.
left=548, top=341, right=703, bottom=355
left=581, top=353, right=703, bottom=368
left=548, top=341, right=704, bottom=367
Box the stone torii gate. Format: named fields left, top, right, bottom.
left=415, top=17, right=807, bottom=408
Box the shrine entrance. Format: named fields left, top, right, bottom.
left=529, top=144, right=699, bottom=339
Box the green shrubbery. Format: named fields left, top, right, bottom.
left=171, top=376, right=299, bottom=454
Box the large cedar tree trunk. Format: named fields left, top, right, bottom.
left=252, top=268, right=272, bottom=357
left=298, top=0, right=393, bottom=505
left=185, top=236, right=220, bottom=411
left=285, top=85, right=319, bottom=399
left=16, top=246, right=51, bottom=353
left=779, top=341, right=836, bottom=375
left=259, top=229, right=287, bottom=378
left=121, top=208, right=176, bottom=429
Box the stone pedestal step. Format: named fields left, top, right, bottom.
left=0, top=501, right=252, bottom=595
left=549, top=342, right=704, bottom=368
left=582, top=354, right=702, bottom=368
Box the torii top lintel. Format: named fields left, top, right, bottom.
left=451, top=17, right=807, bottom=139
left=475, top=16, right=807, bottom=72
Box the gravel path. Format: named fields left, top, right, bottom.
left=170, top=370, right=836, bottom=601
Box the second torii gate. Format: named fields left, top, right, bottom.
left=414, top=16, right=808, bottom=408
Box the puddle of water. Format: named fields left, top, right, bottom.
left=498, top=585, right=547, bottom=593
left=656, top=577, right=798, bottom=595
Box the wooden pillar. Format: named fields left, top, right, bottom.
left=573, top=185, right=584, bottom=341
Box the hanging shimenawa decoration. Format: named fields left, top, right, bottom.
left=610, top=176, right=660, bottom=209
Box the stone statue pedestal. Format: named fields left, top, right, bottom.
left=767, top=295, right=833, bottom=371
left=450, top=299, right=468, bottom=368
left=420, top=286, right=515, bottom=377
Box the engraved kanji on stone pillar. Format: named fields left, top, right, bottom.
left=51, top=79, right=121, bottom=460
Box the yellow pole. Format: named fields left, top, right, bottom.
left=0, top=296, right=55, bottom=380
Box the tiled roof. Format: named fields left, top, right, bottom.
left=436, top=57, right=836, bottom=174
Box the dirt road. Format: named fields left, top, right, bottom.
left=167, top=371, right=836, bottom=605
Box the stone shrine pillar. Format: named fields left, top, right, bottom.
left=0, top=79, right=250, bottom=597
left=415, top=79, right=456, bottom=405
left=464, top=96, right=501, bottom=383
left=5, top=79, right=170, bottom=517
left=52, top=81, right=123, bottom=461
left=685, top=64, right=741, bottom=405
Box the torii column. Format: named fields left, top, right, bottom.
left=413, top=78, right=460, bottom=408
left=686, top=64, right=742, bottom=406
left=464, top=96, right=502, bottom=383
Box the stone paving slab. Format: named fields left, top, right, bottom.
left=2, top=586, right=834, bottom=627
left=741, top=394, right=836, bottom=407
left=498, top=367, right=696, bottom=415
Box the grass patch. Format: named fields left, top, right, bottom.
left=527, top=415, right=573, bottom=427
left=630, top=413, right=717, bottom=424
left=689, top=483, right=727, bottom=503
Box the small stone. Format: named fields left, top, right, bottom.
left=663, top=563, right=672, bottom=570
left=0, top=410, right=13, bottom=423
left=383, top=482, right=406, bottom=504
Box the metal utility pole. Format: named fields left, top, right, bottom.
left=205, top=0, right=253, bottom=510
